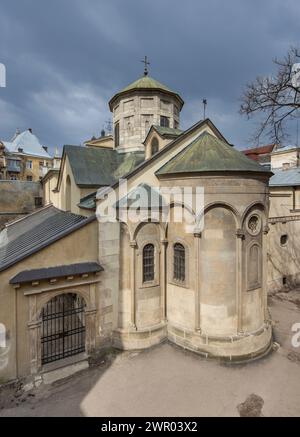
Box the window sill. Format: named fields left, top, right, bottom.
left=168, top=279, right=189, bottom=289
left=140, top=280, right=159, bottom=289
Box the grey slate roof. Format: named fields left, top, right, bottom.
left=64, top=145, right=144, bottom=188
left=10, top=262, right=103, bottom=284
left=0, top=205, right=95, bottom=272
left=269, top=168, right=300, bottom=186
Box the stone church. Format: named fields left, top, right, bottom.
left=0, top=67, right=274, bottom=384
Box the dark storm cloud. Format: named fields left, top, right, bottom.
left=0, top=0, right=300, bottom=154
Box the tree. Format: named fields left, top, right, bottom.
left=240, top=47, right=300, bottom=144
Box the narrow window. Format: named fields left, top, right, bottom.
left=174, top=243, right=185, bottom=282
left=248, top=244, right=261, bottom=290
left=34, top=197, right=43, bottom=208
left=160, top=116, right=170, bottom=128
left=26, top=160, right=33, bottom=170
left=151, top=137, right=159, bottom=156
left=114, top=122, right=120, bottom=147
left=143, top=244, right=155, bottom=282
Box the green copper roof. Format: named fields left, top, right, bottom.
left=109, top=75, right=184, bottom=110
left=156, top=132, right=271, bottom=176
left=120, top=75, right=173, bottom=93
left=64, top=145, right=145, bottom=188
left=153, top=125, right=183, bottom=137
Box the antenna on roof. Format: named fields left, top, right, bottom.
left=141, top=56, right=150, bottom=76
left=202, top=99, right=207, bottom=119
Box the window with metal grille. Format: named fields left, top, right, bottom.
left=143, top=243, right=155, bottom=282
left=174, top=243, right=185, bottom=282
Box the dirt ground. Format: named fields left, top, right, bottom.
left=1, top=291, right=300, bottom=417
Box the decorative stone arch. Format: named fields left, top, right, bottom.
left=27, top=285, right=97, bottom=375
left=197, top=201, right=241, bottom=231
left=165, top=202, right=196, bottom=237
left=241, top=201, right=267, bottom=229
left=132, top=219, right=165, bottom=242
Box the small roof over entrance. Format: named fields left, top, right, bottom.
left=10, top=262, right=103, bottom=285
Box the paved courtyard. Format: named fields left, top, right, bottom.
left=1, top=292, right=300, bottom=417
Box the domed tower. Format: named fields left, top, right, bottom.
left=109, top=63, right=184, bottom=153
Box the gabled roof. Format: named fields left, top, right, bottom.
left=269, top=167, right=300, bottom=186
left=109, top=75, right=184, bottom=110
left=156, top=131, right=272, bottom=176
left=143, top=125, right=183, bottom=145
left=108, top=119, right=229, bottom=190
left=3, top=129, right=51, bottom=159
left=153, top=125, right=183, bottom=137
left=0, top=205, right=95, bottom=272
left=60, top=145, right=144, bottom=189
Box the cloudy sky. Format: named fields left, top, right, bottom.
left=0, top=0, right=299, bottom=154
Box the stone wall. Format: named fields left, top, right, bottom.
left=0, top=181, right=42, bottom=229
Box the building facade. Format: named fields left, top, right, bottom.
left=0, top=72, right=276, bottom=385
left=1, top=129, right=53, bottom=182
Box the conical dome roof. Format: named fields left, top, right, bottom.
left=156, top=131, right=272, bottom=176
left=109, top=75, right=184, bottom=110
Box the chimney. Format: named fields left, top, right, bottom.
left=28, top=128, right=32, bottom=133
left=101, top=129, right=105, bottom=137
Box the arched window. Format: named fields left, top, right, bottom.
left=114, top=122, right=120, bottom=147
left=66, top=175, right=71, bottom=211
left=143, top=243, right=155, bottom=282
left=248, top=244, right=261, bottom=290
left=151, top=137, right=159, bottom=156
left=174, top=243, right=185, bottom=281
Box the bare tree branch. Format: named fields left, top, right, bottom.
left=240, top=47, right=300, bottom=144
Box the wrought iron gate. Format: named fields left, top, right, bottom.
left=41, top=293, right=86, bottom=365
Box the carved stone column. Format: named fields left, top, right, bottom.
left=27, top=294, right=42, bottom=374
left=28, top=319, right=42, bottom=375
left=85, top=308, right=97, bottom=354
left=194, top=231, right=201, bottom=332
left=160, top=239, right=168, bottom=322
left=130, top=240, right=137, bottom=329
left=236, top=228, right=245, bottom=333
left=263, top=225, right=270, bottom=322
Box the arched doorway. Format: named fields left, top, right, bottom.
left=41, top=293, right=86, bottom=365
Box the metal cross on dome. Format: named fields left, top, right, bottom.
left=141, top=56, right=150, bottom=76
